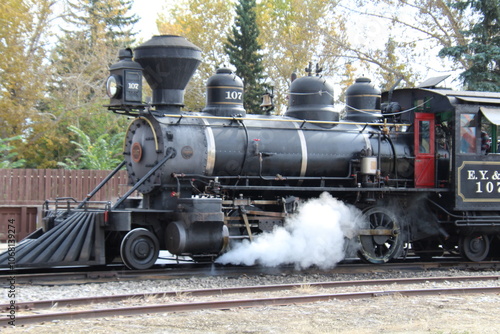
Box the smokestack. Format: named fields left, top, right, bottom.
left=133, top=35, right=202, bottom=111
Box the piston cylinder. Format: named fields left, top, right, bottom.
left=166, top=221, right=227, bottom=254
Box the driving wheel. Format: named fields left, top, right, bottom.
left=357, top=207, right=403, bottom=264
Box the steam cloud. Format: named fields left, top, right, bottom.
left=216, top=192, right=365, bottom=269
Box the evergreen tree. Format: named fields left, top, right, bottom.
left=65, top=0, right=138, bottom=48
left=52, top=0, right=138, bottom=104
left=225, top=0, right=266, bottom=114
left=439, top=0, right=500, bottom=91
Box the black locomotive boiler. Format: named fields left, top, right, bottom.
left=3, top=35, right=500, bottom=269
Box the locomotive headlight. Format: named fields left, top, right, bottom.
left=106, top=75, right=121, bottom=98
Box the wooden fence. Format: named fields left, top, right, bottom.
left=0, top=169, right=136, bottom=242
left=0, top=169, right=134, bottom=205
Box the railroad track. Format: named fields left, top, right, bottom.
left=3, top=260, right=500, bottom=285
left=3, top=275, right=500, bottom=326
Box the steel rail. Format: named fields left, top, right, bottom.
left=3, top=260, right=500, bottom=284
left=7, top=285, right=500, bottom=326
left=4, top=275, right=499, bottom=312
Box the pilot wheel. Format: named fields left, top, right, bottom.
left=120, top=228, right=160, bottom=270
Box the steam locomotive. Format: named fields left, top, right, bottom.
left=3, top=35, right=500, bottom=269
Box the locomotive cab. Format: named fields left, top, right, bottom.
left=383, top=86, right=500, bottom=262
left=384, top=87, right=500, bottom=206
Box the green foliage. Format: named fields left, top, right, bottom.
left=257, top=0, right=348, bottom=108
left=65, top=0, right=138, bottom=47
left=29, top=0, right=138, bottom=168
left=57, top=126, right=124, bottom=170
left=157, top=0, right=234, bottom=111
left=375, top=38, right=419, bottom=90
left=225, top=0, right=267, bottom=114
left=0, top=0, right=54, bottom=142
left=159, top=0, right=352, bottom=112
left=0, top=136, right=26, bottom=168
left=439, top=0, right=500, bottom=91
left=1, top=0, right=137, bottom=169
left=50, top=0, right=138, bottom=106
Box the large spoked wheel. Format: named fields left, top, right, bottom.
left=357, top=207, right=403, bottom=264
left=120, top=228, right=160, bottom=270
left=459, top=233, right=490, bottom=262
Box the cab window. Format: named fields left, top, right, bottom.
left=418, top=120, right=430, bottom=153
left=459, top=113, right=476, bottom=154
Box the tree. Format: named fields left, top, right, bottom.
left=65, top=0, right=138, bottom=47
left=225, top=0, right=266, bottom=114
left=25, top=0, right=139, bottom=168
left=439, top=0, right=500, bottom=91
left=0, top=136, right=26, bottom=168
left=0, top=0, right=55, bottom=163
left=374, top=37, right=420, bottom=90
left=156, top=0, right=477, bottom=110
left=257, top=0, right=347, bottom=110
left=51, top=0, right=138, bottom=111
left=158, top=0, right=347, bottom=112
left=157, top=0, right=234, bottom=111
left=328, top=0, right=470, bottom=90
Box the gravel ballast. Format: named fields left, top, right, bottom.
left=2, top=269, right=500, bottom=333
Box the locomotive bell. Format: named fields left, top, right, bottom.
left=203, top=67, right=245, bottom=117
left=345, top=77, right=381, bottom=122
left=133, top=35, right=201, bottom=111
left=106, top=48, right=144, bottom=109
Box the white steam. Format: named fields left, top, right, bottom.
left=216, top=192, right=365, bottom=269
